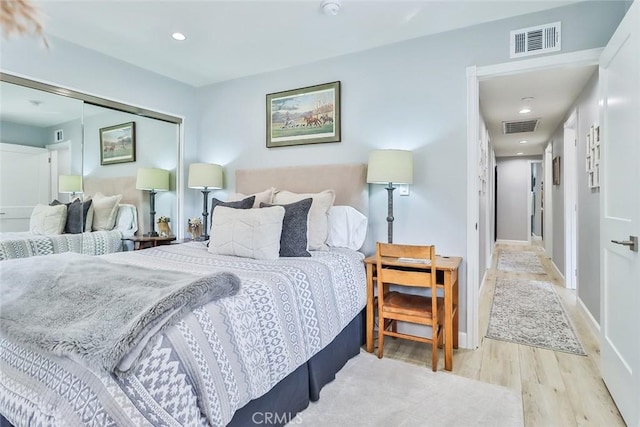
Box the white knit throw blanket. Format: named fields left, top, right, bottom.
left=0, top=252, right=240, bottom=372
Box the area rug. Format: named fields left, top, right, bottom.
left=486, top=279, right=586, bottom=355
left=297, top=351, right=523, bottom=426
left=498, top=250, right=546, bottom=274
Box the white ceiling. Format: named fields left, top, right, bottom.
left=0, top=81, right=84, bottom=127
left=480, top=64, right=597, bottom=157
left=36, top=0, right=578, bottom=87
left=4, top=0, right=595, bottom=156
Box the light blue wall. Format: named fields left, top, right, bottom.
left=0, top=120, right=48, bottom=147
left=195, top=1, right=626, bottom=334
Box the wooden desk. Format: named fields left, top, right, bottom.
left=364, top=255, right=462, bottom=371
left=123, top=235, right=176, bottom=250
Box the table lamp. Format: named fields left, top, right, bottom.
left=136, top=167, right=170, bottom=237
left=367, top=149, right=413, bottom=243
left=58, top=175, right=83, bottom=201
left=188, top=163, right=223, bottom=240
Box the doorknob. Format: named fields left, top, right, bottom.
left=611, top=236, right=638, bottom=252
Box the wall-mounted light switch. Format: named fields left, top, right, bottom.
left=398, top=184, right=410, bottom=196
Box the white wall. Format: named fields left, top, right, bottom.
left=496, top=156, right=542, bottom=241
left=194, top=2, right=626, bottom=337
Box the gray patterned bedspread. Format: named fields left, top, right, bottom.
left=0, top=230, right=123, bottom=261
left=0, top=242, right=366, bottom=426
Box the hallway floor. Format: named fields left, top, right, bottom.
left=380, top=242, right=625, bottom=426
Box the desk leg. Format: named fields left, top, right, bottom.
left=366, top=263, right=374, bottom=353
left=453, top=277, right=459, bottom=350
left=444, top=272, right=453, bottom=371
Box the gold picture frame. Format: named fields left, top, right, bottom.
left=266, top=81, right=341, bottom=148
left=100, top=121, right=136, bottom=165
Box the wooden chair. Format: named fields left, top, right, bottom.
left=376, top=242, right=444, bottom=371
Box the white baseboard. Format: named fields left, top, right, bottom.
left=458, top=332, right=468, bottom=349
left=532, top=235, right=542, bottom=241
left=577, top=297, right=600, bottom=337
left=496, top=239, right=530, bottom=245
left=479, top=268, right=488, bottom=294
left=548, top=259, right=565, bottom=282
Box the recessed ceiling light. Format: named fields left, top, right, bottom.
left=516, top=152, right=524, bottom=155
left=519, top=97, right=534, bottom=114
left=171, top=32, right=186, bottom=41
left=519, top=140, right=528, bottom=144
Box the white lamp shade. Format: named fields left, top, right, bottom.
left=366, top=149, right=413, bottom=184
left=188, top=163, right=223, bottom=189
left=136, top=168, right=170, bottom=191
left=58, top=175, right=83, bottom=193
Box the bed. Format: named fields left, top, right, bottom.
left=0, top=164, right=369, bottom=426
left=0, top=176, right=141, bottom=261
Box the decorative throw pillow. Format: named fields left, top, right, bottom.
left=228, top=187, right=275, bottom=208
left=208, top=205, right=285, bottom=260
left=273, top=189, right=335, bottom=251
left=30, top=204, right=67, bottom=235
left=260, top=198, right=312, bottom=257
left=210, top=195, right=255, bottom=227
left=327, top=206, right=368, bottom=250
left=64, top=198, right=93, bottom=234
left=91, top=192, right=123, bottom=231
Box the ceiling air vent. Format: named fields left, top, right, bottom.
left=510, top=22, right=561, bottom=58
left=502, top=119, right=539, bottom=134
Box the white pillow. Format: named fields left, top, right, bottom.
left=208, top=205, right=285, bottom=260
left=228, top=187, right=275, bottom=208
left=30, top=204, right=67, bottom=235
left=327, top=206, right=368, bottom=250
left=114, top=204, right=138, bottom=237
left=91, top=193, right=122, bottom=231
left=273, top=189, right=335, bottom=251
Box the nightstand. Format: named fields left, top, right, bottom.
left=123, top=235, right=176, bottom=251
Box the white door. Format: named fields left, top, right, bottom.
left=0, top=143, right=51, bottom=232
left=544, top=143, right=554, bottom=257
left=599, top=2, right=640, bottom=426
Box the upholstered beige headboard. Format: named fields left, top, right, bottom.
left=84, top=176, right=145, bottom=236
left=236, top=163, right=368, bottom=215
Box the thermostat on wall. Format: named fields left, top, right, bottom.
left=54, top=129, right=63, bottom=142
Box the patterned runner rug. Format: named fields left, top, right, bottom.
left=498, top=250, right=546, bottom=274
left=486, top=279, right=586, bottom=355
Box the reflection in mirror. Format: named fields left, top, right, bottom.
left=0, top=81, right=84, bottom=232
left=0, top=75, right=181, bottom=261
left=82, top=104, right=178, bottom=238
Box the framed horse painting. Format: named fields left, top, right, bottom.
left=99, top=121, right=136, bottom=165
left=266, top=81, right=341, bottom=148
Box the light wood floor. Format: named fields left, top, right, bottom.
left=378, top=242, right=626, bottom=427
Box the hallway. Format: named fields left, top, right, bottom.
left=382, top=242, right=625, bottom=426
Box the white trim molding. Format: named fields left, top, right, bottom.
left=496, top=239, right=530, bottom=245
left=578, top=297, right=601, bottom=337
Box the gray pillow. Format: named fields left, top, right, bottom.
left=261, top=198, right=312, bottom=257
left=210, top=195, right=255, bottom=214
left=50, top=199, right=93, bottom=234
left=65, top=199, right=93, bottom=234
